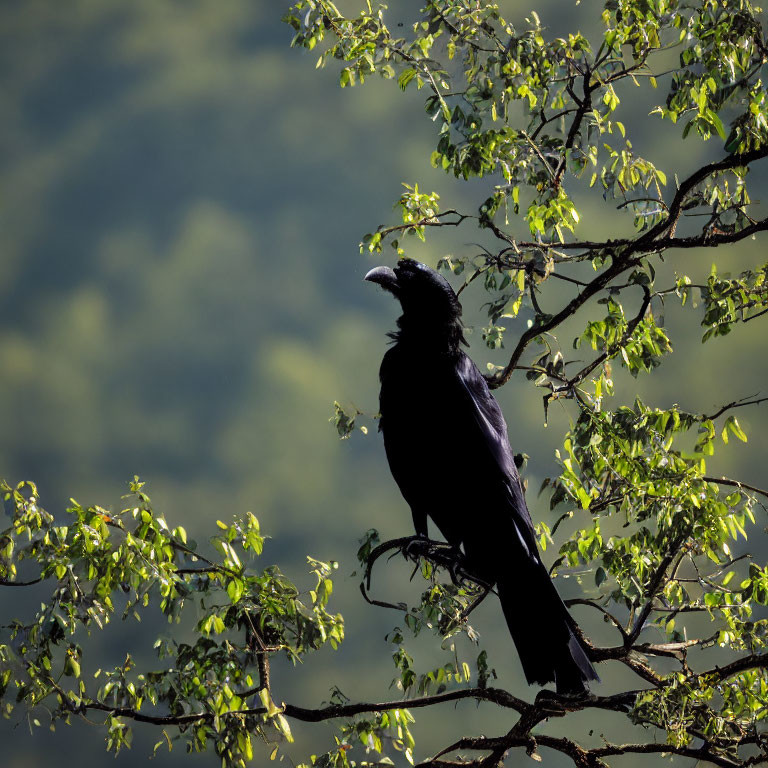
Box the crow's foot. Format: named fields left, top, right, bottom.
left=402, top=535, right=432, bottom=563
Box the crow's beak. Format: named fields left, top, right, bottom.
left=364, top=265, right=400, bottom=295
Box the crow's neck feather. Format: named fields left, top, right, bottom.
left=388, top=313, right=467, bottom=354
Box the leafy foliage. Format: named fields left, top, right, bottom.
left=0, top=478, right=342, bottom=766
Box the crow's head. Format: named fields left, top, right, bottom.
left=364, top=258, right=462, bottom=324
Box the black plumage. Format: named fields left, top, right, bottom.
left=365, top=258, right=598, bottom=695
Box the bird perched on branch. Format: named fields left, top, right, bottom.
left=365, top=257, right=598, bottom=695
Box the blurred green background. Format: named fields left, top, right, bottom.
left=2, top=1, right=767, bottom=766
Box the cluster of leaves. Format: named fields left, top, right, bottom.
left=302, top=704, right=417, bottom=768
left=287, top=0, right=765, bottom=243
left=693, top=262, right=768, bottom=342
left=331, top=401, right=369, bottom=439
left=543, top=387, right=768, bottom=759
left=0, top=478, right=343, bottom=767
left=659, top=0, right=767, bottom=150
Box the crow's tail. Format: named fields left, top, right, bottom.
left=496, top=562, right=599, bottom=695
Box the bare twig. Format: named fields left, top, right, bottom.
left=0, top=577, right=42, bottom=587
left=704, top=395, right=768, bottom=421
left=565, top=598, right=629, bottom=644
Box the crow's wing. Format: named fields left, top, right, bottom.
left=453, top=352, right=539, bottom=557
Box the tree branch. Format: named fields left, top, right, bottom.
left=588, top=740, right=746, bottom=768
left=0, top=577, right=42, bottom=587
left=565, top=284, right=652, bottom=389
left=704, top=395, right=768, bottom=421
left=552, top=67, right=596, bottom=189
left=703, top=476, right=768, bottom=500
left=629, top=542, right=689, bottom=643
left=639, top=146, right=768, bottom=246
left=80, top=685, right=529, bottom=727
left=486, top=149, right=768, bottom=389
left=488, top=252, right=632, bottom=387
left=564, top=597, right=629, bottom=644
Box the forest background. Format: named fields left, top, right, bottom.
left=1, top=1, right=767, bottom=766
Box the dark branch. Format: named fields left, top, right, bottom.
left=0, top=577, right=42, bottom=587
left=566, top=284, right=652, bottom=389
left=588, top=740, right=745, bottom=768
left=703, top=476, right=768, bottom=500
left=486, top=148, right=768, bottom=388
left=80, top=685, right=529, bottom=727
left=639, top=146, right=768, bottom=246
left=564, top=598, right=629, bottom=644
left=629, top=542, right=689, bottom=643
left=704, top=395, right=768, bottom=421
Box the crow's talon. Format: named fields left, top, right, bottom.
left=403, top=535, right=430, bottom=563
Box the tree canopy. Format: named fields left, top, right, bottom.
left=4, top=1, right=768, bottom=767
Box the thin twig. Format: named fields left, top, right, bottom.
left=704, top=395, right=768, bottom=421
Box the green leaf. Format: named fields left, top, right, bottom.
left=706, top=109, right=727, bottom=141
left=726, top=416, right=748, bottom=442
left=398, top=68, right=417, bottom=90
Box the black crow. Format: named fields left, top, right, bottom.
left=365, top=258, right=598, bottom=695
